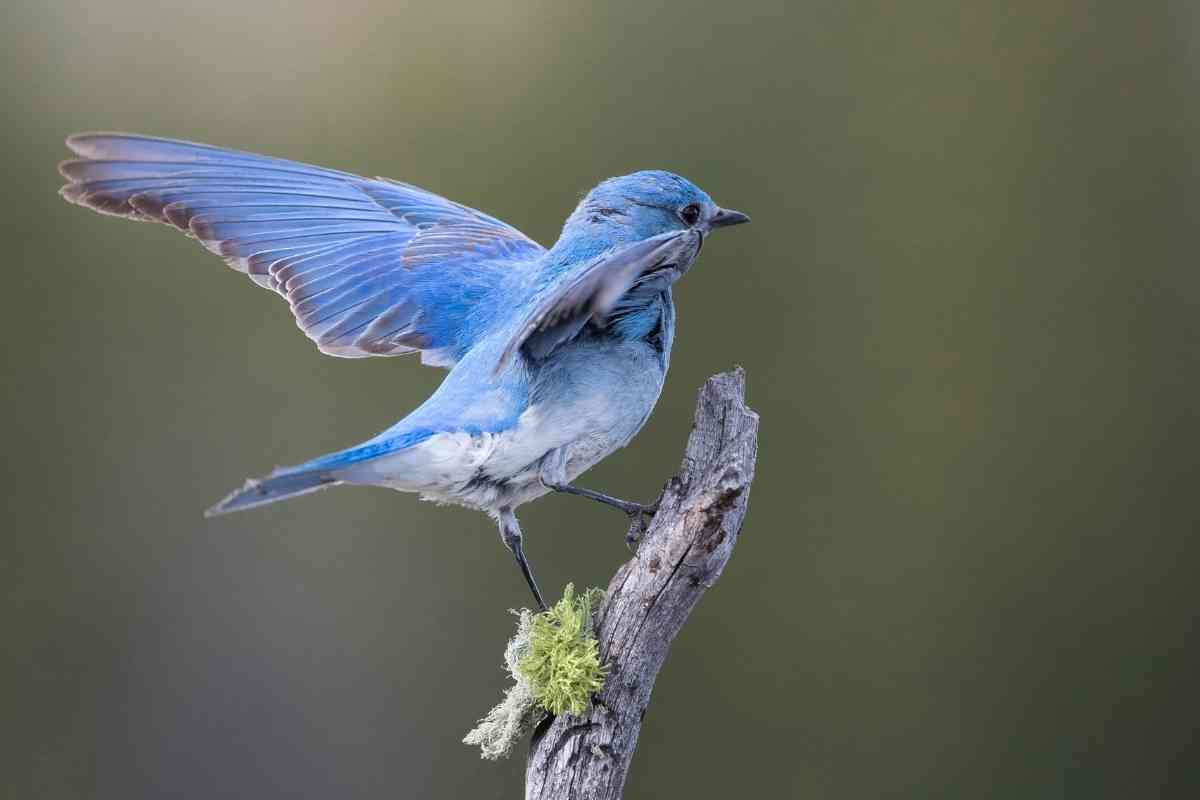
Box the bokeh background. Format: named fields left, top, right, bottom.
left=3, top=1, right=1198, bottom=797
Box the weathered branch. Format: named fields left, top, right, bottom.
left=525, top=368, right=760, bottom=799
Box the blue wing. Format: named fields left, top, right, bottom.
left=493, top=230, right=701, bottom=374
left=59, top=133, right=544, bottom=365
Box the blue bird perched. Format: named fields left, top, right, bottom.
left=59, top=133, right=750, bottom=609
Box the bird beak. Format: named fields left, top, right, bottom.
left=709, top=207, right=751, bottom=228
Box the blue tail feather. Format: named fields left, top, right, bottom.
left=204, top=428, right=436, bottom=516
left=204, top=468, right=338, bottom=517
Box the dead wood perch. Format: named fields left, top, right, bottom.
left=525, top=367, right=760, bottom=799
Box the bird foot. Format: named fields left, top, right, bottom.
left=624, top=502, right=657, bottom=549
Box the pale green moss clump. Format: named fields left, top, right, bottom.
left=463, top=584, right=606, bottom=760
left=519, top=584, right=607, bottom=716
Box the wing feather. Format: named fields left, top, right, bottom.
left=493, top=230, right=700, bottom=375
left=60, top=133, right=544, bottom=363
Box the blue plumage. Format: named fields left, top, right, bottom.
left=60, top=133, right=749, bottom=608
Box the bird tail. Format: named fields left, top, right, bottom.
left=204, top=466, right=339, bottom=517
left=204, top=428, right=434, bottom=517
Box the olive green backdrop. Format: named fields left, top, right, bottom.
left=3, top=1, right=1196, bottom=797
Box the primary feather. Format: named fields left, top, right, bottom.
left=59, top=133, right=544, bottom=364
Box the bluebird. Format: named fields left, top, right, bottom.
left=59, top=133, right=749, bottom=609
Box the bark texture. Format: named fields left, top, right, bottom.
left=525, top=368, right=759, bottom=800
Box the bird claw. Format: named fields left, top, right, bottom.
left=615, top=499, right=656, bottom=517
left=624, top=502, right=657, bottom=549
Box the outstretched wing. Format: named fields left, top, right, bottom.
left=494, top=229, right=700, bottom=375
left=59, top=133, right=544, bottom=365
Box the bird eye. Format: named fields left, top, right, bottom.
left=679, top=204, right=702, bottom=226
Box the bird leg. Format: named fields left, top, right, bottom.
left=542, top=481, right=656, bottom=518
left=497, top=507, right=546, bottom=611
left=539, top=455, right=657, bottom=548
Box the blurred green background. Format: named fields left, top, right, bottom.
left=3, top=0, right=1197, bottom=797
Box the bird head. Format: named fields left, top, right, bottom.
left=553, top=170, right=749, bottom=260
left=570, top=170, right=750, bottom=241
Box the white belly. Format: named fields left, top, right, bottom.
left=339, top=338, right=667, bottom=512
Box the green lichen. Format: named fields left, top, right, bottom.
left=464, top=584, right=606, bottom=760
left=518, top=584, right=607, bottom=717
left=463, top=607, right=542, bottom=760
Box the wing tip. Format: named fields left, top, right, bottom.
left=57, top=157, right=87, bottom=181
left=58, top=182, right=83, bottom=203
left=65, top=131, right=207, bottom=158
left=64, top=131, right=147, bottom=159
left=64, top=132, right=102, bottom=157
